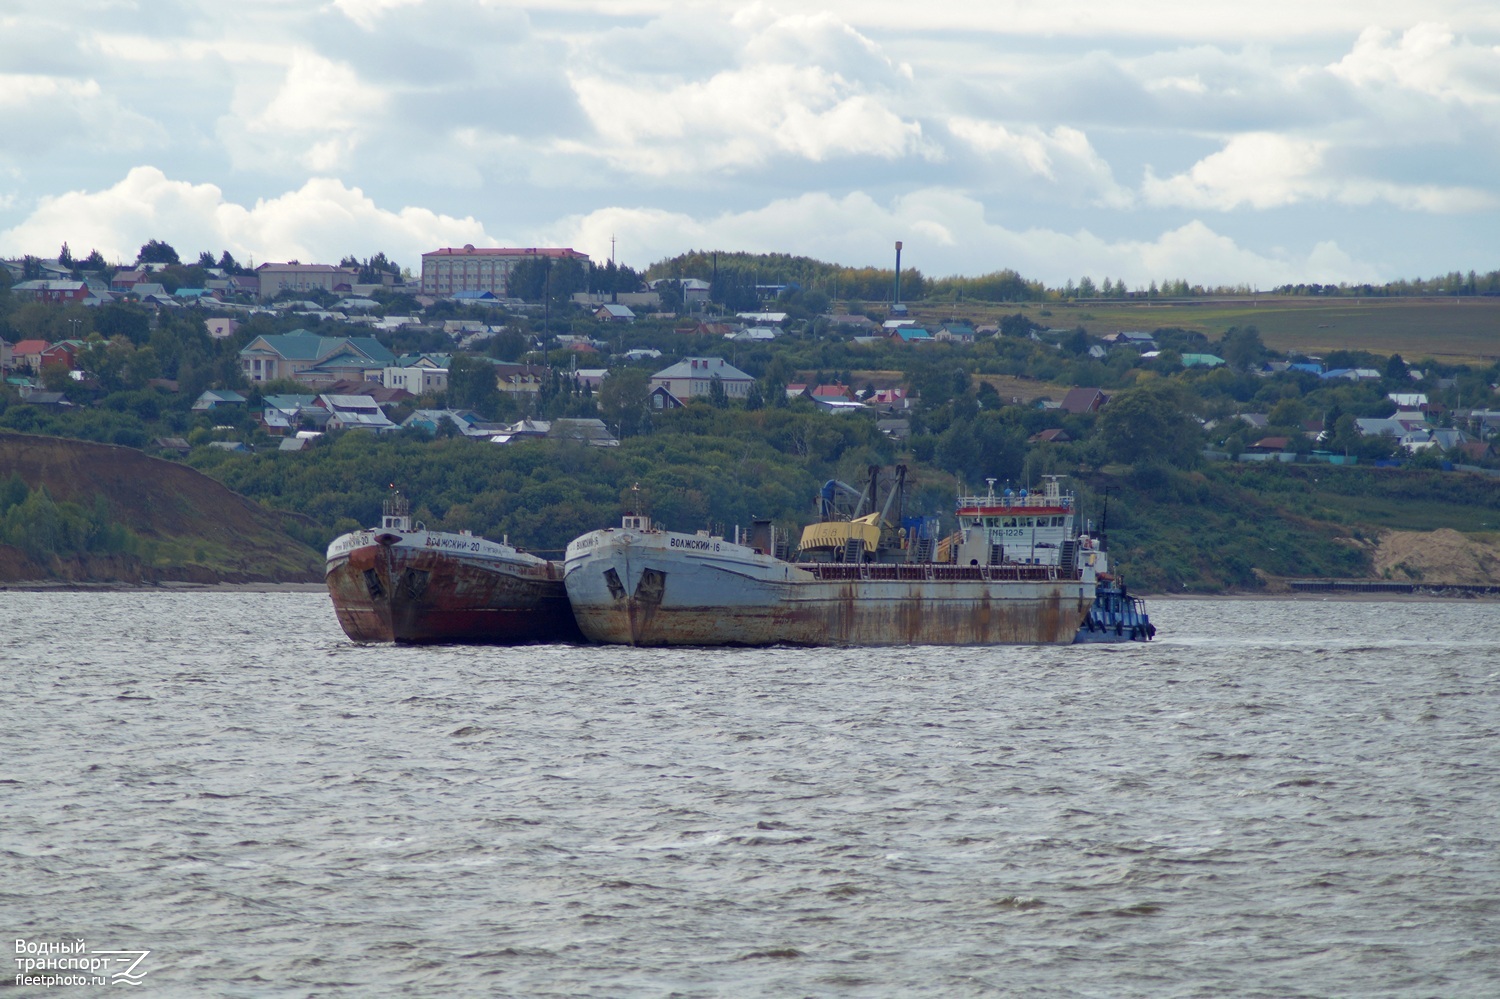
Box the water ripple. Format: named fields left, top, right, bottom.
left=2, top=594, right=1498, bottom=996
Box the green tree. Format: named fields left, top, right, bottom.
left=40, top=363, right=74, bottom=394
left=597, top=367, right=651, bottom=438
left=655, top=280, right=685, bottom=314
left=1220, top=326, right=1266, bottom=372
left=999, top=313, right=1034, bottom=337
left=936, top=414, right=1027, bottom=484
left=708, top=374, right=728, bottom=408
left=508, top=256, right=588, bottom=304
left=94, top=304, right=151, bottom=346
left=1061, top=326, right=1090, bottom=355
left=1267, top=398, right=1308, bottom=429
left=447, top=355, right=501, bottom=417
left=1096, top=384, right=1202, bottom=467
left=0, top=473, right=28, bottom=514
left=136, top=239, right=180, bottom=266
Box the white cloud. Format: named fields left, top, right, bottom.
left=568, top=65, right=924, bottom=175
left=419, top=0, right=1500, bottom=43
left=946, top=118, right=1133, bottom=207
left=734, top=5, right=912, bottom=84
left=565, top=5, right=927, bottom=176
left=1329, top=23, right=1500, bottom=105
left=550, top=188, right=1378, bottom=288
left=220, top=51, right=387, bottom=173
left=330, top=0, right=426, bottom=31
left=1, top=2, right=1496, bottom=286
left=0, top=167, right=487, bottom=269
left=0, top=72, right=166, bottom=158
left=1142, top=132, right=1497, bottom=212
left=1145, top=74, right=1208, bottom=95
left=1144, top=133, right=1327, bottom=210
left=0, top=73, right=102, bottom=106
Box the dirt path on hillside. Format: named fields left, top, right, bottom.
left=1373, top=529, right=1500, bottom=585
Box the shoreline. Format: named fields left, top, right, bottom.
left=1149, top=590, right=1499, bottom=603
left=2, top=581, right=1495, bottom=602
left=0, top=581, right=327, bottom=593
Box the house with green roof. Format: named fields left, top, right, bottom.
left=239, top=330, right=396, bottom=386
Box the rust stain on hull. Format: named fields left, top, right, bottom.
left=583, top=596, right=1083, bottom=646
left=570, top=567, right=1089, bottom=647
left=327, top=545, right=581, bottom=645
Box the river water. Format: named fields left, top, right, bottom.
left=3, top=592, right=1498, bottom=997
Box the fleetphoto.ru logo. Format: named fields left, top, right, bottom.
left=14, top=938, right=151, bottom=988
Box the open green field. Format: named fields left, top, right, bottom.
left=900, top=296, right=1500, bottom=366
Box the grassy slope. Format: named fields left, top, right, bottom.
left=895, top=297, right=1500, bottom=366
left=1095, top=462, right=1498, bottom=593
left=1081, top=467, right=1368, bottom=593
left=0, top=432, right=322, bottom=583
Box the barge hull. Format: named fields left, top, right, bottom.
left=327, top=544, right=581, bottom=644
left=565, top=547, right=1089, bottom=647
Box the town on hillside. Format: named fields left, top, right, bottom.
left=2, top=241, right=1497, bottom=471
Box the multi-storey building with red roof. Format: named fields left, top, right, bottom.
left=420, top=245, right=589, bottom=298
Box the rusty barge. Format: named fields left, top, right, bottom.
left=326, top=494, right=581, bottom=644
left=564, top=470, right=1105, bottom=647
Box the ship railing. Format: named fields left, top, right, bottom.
left=955, top=493, right=1074, bottom=511
left=803, top=563, right=1079, bottom=583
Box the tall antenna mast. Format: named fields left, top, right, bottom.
left=894, top=241, right=902, bottom=305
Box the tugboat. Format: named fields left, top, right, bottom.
left=1071, top=491, right=1154, bottom=643
left=1075, top=578, right=1155, bottom=643
left=325, top=492, right=581, bottom=644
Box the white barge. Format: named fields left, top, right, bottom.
left=564, top=471, right=1105, bottom=647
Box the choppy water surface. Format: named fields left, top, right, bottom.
left=3, top=593, right=1498, bottom=997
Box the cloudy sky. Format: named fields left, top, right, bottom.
left=3, top=0, right=1498, bottom=289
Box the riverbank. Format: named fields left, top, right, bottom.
left=0, top=580, right=327, bottom=593
left=5, top=580, right=1495, bottom=603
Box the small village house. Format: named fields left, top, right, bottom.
left=649, top=357, right=754, bottom=404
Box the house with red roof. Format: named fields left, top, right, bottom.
left=1059, top=387, right=1108, bottom=414
left=11, top=280, right=90, bottom=304
left=810, top=384, right=854, bottom=402
left=38, top=340, right=85, bottom=372
left=110, top=269, right=151, bottom=293
left=10, top=339, right=51, bottom=373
